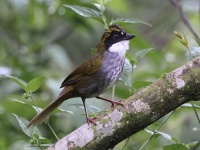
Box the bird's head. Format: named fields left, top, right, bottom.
left=97, top=24, right=135, bottom=53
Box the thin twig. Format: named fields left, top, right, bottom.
left=139, top=110, right=176, bottom=150
left=170, top=0, right=200, bottom=42
left=122, top=62, right=135, bottom=150
left=30, top=96, right=59, bottom=140
left=30, top=96, right=40, bottom=113
left=191, top=140, right=200, bottom=150
left=37, top=141, right=43, bottom=150
left=112, top=85, right=115, bottom=101
left=191, top=102, right=200, bottom=124
left=46, top=120, right=60, bottom=141
left=122, top=137, right=130, bottom=150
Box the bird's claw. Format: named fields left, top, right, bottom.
left=86, top=116, right=97, bottom=126
left=110, top=100, right=124, bottom=107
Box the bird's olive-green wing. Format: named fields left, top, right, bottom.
left=60, top=52, right=103, bottom=88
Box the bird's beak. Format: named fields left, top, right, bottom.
left=124, top=34, right=135, bottom=40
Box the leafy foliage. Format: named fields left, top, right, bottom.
left=64, top=2, right=151, bottom=28
left=64, top=5, right=101, bottom=18
left=27, top=76, right=45, bottom=93
left=0, top=0, right=199, bottom=150
left=163, top=144, right=188, bottom=150
left=2, top=75, right=28, bottom=91
left=111, top=18, right=152, bottom=27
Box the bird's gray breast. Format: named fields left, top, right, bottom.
left=79, top=50, right=125, bottom=98
left=96, top=50, right=125, bottom=94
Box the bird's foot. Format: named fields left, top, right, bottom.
left=96, top=96, right=124, bottom=107
left=86, top=116, right=97, bottom=126
left=110, top=100, right=124, bottom=107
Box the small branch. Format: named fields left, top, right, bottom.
left=48, top=56, right=200, bottom=150
left=170, top=0, right=200, bottom=42
left=191, top=102, right=200, bottom=124
left=139, top=110, right=176, bottom=150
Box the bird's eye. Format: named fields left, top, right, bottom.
left=121, top=31, right=124, bottom=35
left=113, top=34, right=119, bottom=39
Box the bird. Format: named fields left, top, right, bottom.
left=26, top=24, right=135, bottom=127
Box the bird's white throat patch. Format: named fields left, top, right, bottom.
left=108, top=40, right=130, bottom=56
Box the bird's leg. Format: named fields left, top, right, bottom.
left=96, top=96, right=124, bottom=107
left=81, top=98, right=97, bottom=125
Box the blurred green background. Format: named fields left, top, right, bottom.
left=0, top=0, right=199, bottom=150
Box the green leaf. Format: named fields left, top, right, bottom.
left=111, top=18, right=152, bottom=26
left=27, top=76, right=45, bottom=92
left=155, top=130, right=172, bottom=141
left=93, top=3, right=105, bottom=12
left=35, top=106, right=74, bottom=116
left=13, top=114, right=41, bottom=138
left=125, top=52, right=137, bottom=65
left=179, top=39, right=188, bottom=47
left=134, top=48, right=153, bottom=60
left=10, top=98, right=27, bottom=105
left=186, top=141, right=199, bottom=148
left=63, top=4, right=103, bottom=24
left=10, top=98, right=43, bottom=113
left=69, top=104, right=102, bottom=113
left=120, top=58, right=134, bottom=88
left=10, top=98, right=73, bottom=116
left=163, top=144, right=188, bottom=150
left=63, top=4, right=101, bottom=18
left=155, top=130, right=179, bottom=143
left=2, top=74, right=28, bottom=92
left=32, top=133, right=51, bottom=144
left=125, top=52, right=133, bottom=61
left=174, top=31, right=182, bottom=39
left=182, top=103, right=200, bottom=109
left=38, top=137, right=51, bottom=144
left=97, top=0, right=112, bottom=5
left=183, top=33, right=188, bottom=47
left=32, top=133, right=39, bottom=140
left=132, top=81, right=153, bottom=89
left=53, top=108, right=74, bottom=115
left=145, top=129, right=179, bottom=143
left=145, top=129, right=154, bottom=135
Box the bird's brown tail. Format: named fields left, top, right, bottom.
left=26, top=87, right=73, bottom=128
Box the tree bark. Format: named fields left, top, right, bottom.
left=48, top=56, right=200, bottom=150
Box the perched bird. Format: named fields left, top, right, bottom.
left=27, top=24, right=135, bottom=127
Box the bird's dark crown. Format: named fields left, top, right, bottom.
left=97, top=24, right=135, bottom=51
left=101, top=24, right=126, bottom=47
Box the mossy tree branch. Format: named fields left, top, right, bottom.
left=48, top=56, right=200, bottom=150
